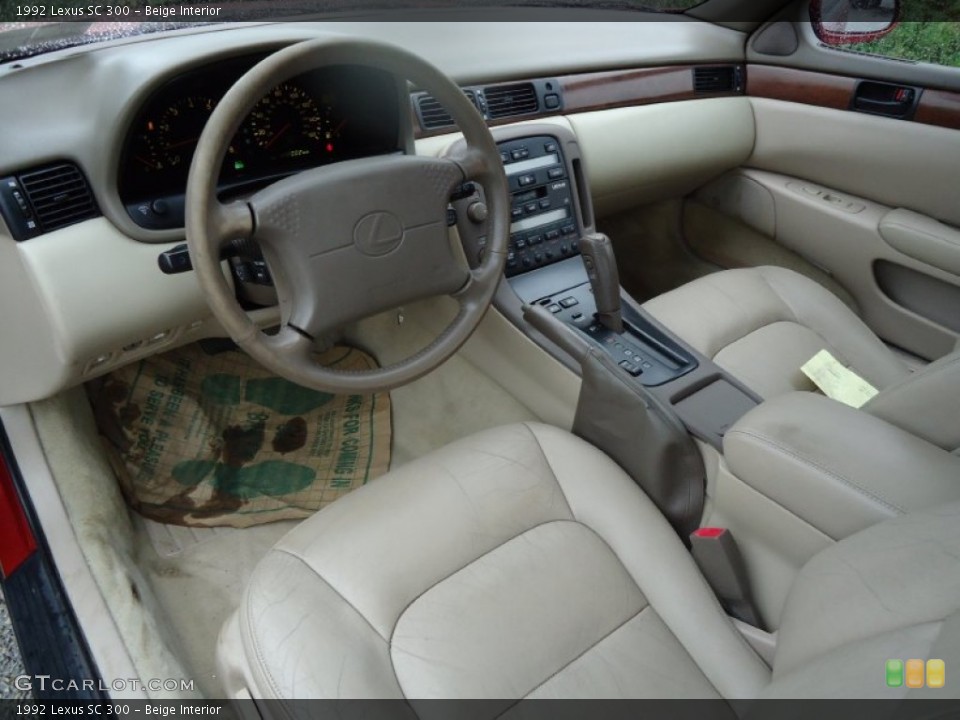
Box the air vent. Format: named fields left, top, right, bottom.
left=693, top=66, right=739, bottom=94
left=19, top=162, right=98, bottom=233
left=484, top=83, right=539, bottom=119
left=416, top=90, right=480, bottom=130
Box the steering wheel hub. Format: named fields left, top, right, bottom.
left=354, top=211, right=405, bottom=256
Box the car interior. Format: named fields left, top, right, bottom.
left=1, top=0, right=959, bottom=704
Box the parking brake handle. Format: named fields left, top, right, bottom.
left=580, top=232, right=623, bottom=333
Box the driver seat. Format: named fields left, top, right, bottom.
left=217, top=422, right=960, bottom=700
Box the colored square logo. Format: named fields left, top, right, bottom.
left=906, top=659, right=925, bottom=689
left=886, top=659, right=904, bottom=687
left=927, top=659, right=946, bottom=689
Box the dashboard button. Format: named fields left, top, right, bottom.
left=518, top=174, right=536, bottom=187
left=545, top=142, right=557, bottom=153
left=528, top=234, right=543, bottom=245
left=548, top=167, right=564, bottom=179
left=538, top=198, right=551, bottom=210
left=559, top=297, right=578, bottom=308
left=524, top=202, right=537, bottom=214
left=546, top=229, right=560, bottom=240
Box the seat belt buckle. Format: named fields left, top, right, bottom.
left=689, top=527, right=763, bottom=629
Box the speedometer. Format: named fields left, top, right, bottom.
left=246, top=82, right=330, bottom=160
left=154, top=95, right=216, bottom=169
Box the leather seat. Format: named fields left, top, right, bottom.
left=217, top=422, right=960, bottom=699
left=642, top=266, right=960, bottom=453
left=641, top=266, right=909, bottom=400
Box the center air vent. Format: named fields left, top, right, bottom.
left=0, top=161, right=100, bottom=241
left=484, top=83, right=539, bottom=119
left=413, top=79, right=561, bottom=133
left=416, top=90, right=481, bottom=130
left=693, top=66, right=743, bottom=94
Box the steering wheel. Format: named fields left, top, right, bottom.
left=185, top=38, right=509, bottom=393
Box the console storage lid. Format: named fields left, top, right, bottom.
left=723, top=391, right=960, bottom=541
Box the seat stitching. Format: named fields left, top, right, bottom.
left=269, top=550, right=408, bottom=700
left=755, top=267, right=804, bottom=326
left=727, top=428, right=905, bottom=516
left=274, top=548, right=392, bottom=642
left=773, top=619, right=943, bottom=683
left=525, top=421, right=759, bottom=691
left=867, top=354, right=960, bottom=406
left=242, top=565, right=293, bottom=701
left=519, top=422, right=576, bottom=519
left=387, top=518, right=598, bottom=698
left=497, top=606, right=648, bottom=709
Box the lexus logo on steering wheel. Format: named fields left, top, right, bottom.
left=353, top=211, right=405, bottom=256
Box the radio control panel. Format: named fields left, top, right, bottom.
left=499, top=135, right=581, bottom=276
left=450, top=128, right=590, bottom=279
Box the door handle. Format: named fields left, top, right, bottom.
left=852, top=80, right=920, bottom=119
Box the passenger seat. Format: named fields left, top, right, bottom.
left=642, top=266, right=960, bottom=453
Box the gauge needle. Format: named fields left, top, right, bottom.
left=134, top=155, right=160, bottom=169
left=265, top=123, right=292, bottom=150
left=164, top=136, right=200, bottom=151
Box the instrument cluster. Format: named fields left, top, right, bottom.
left=118, top=53, right=400, bottom=230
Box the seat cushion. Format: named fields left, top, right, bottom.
left=643, top=266, right=908, bottom=398
left=765, top=501, right=960, bottom=698
left=219, top=423, right=770, bottom=700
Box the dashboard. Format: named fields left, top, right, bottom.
left=0, top=19, right=752, bottom=406
left=118, top=53, right=401, bottom=230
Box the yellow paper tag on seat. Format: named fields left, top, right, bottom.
left=801, top=349, right=879, bottom=409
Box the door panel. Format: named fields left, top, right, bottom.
left=685, top=88, right=960, bottom=360
left=691, top=167, right=960, bottom=360
left=747, top=97, right=960, bottom=228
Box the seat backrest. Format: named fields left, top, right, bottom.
left=864, top=349, right=960, bottom=454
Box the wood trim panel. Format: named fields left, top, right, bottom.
left=747, top=65, right=855, bottom=110
left=916, top=89, right=960, bottom=131
left=557, top=66, right=698, bottom=113
left=748, top=64, right=960, bottom=132
left=413, top=64, right=741, bottom=138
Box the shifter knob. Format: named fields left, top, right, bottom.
left=580, top=232, right=623, bottom=333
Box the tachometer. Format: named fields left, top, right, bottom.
left=246, top=82, right=330, bottom=160
left=147, top=95, right=217, bottom=170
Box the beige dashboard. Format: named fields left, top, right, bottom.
left=0, top=18, right=752, bottom=405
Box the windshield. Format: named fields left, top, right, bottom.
left=0, top=0, right=704, bottom=62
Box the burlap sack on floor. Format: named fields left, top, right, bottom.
left=89, top=344, right=391, bottom=528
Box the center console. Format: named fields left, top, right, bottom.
left=450, top=123, right=761, bottom=454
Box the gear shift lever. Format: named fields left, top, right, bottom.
left=580, top=232, right=623, bottom=333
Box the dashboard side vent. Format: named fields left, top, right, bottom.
left=19, top=162, right=98, bottom=234
left=693, top=66, right=741, bottom=94
left=483, top=82, right=539, bottom=119
left=416, top=90, right=480, bottom=130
